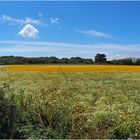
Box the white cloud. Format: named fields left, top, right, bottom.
left=116, top=54, right=121, bottom=57
left=0, top=15, right=47, bottom=26
left=23, top=17, right=41, bottom=25
left=18, top=24, right=39, bottom=38
left=50, top=17, right=59, bottom=24
left=77, top=29, right=112, bottom=38
left=0, top=40, right=140, bottom=59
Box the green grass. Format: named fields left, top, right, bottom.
left=0, top=71, right=140, bottom=139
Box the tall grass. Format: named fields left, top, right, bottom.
left=0, top=69, right=140, bottom=138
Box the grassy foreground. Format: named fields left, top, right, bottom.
left=0, top=65, right=140, bottom=139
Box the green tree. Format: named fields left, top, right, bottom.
left=95, top=53, right=107, bottom=63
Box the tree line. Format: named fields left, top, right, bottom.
left=0, top=54, right=140, bottom=65
left=0, top=56, right=94, bottom=65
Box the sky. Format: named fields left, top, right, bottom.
left=0, top=1, right=140, bottom=59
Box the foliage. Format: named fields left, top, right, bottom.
left=0, top=56, right=94, bottom=65
left=0, top=55, right=140, bottom=65
left=0, top=83, right=10, bottom=138
left=111, top=58, right=136, bottom=65
left=95, top=53, right=107, bottom=63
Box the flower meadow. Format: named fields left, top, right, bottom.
left=0, top=65, right=140, bottom=139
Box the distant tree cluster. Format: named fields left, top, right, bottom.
left=0, top=56, right=94, bottom=65
left=110, top=58, right=140, bottom=65
left=0, top=54, right=140, bottom=65
left=95, top=53, right=107, bottom=63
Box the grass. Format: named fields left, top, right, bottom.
left=0, top=65, right=140, bottom=139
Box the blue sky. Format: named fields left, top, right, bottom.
left=0, top=1, right=140, bottom=59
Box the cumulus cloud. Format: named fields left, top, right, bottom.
left=18, top=24, right=39, bottom=38
left=50, top=17, right=59, bottom=24
left=77, top=29, right=112, bottom=38
left=0, top=15, right=47, bottom=26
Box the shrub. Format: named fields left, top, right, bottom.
left=0, top=84, right=10, bottom=138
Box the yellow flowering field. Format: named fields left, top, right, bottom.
left=2, top=65, right=140, bottom=72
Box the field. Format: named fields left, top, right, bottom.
left=2, top=64, right=140, bottom=72
left=0, top=65, right=140, bottom=139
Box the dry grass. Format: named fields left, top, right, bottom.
left=2, top=65, right=140, bottom=73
